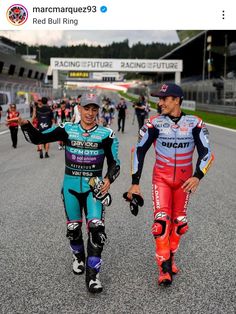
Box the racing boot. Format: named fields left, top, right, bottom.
left=86, top=256, right=103, bottom=293
left=72, top=251, right=85, bottom=275
left=158, top=258, right=172, bottom=286
left=171, top=252, right=179, bottom=275
left=70, top=241, right=85, bottom=275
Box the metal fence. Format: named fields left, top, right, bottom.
left=0, top=81, right=52, bottom=103
left=128, top=80, right=236, bottom=115
left=182, top=80, right=235, bottom=104
left=181, top=79, right=236, bottom=115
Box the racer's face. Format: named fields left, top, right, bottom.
left=80, top=104, right=99, bottom=128
left=158, top=96, right=181, bottom=116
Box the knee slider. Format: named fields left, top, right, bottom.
left=174, top=216, right=189, bottom=235
left=66, top=222, right=82, bottom=241
left=152, top=212, right=171, bottom=238
left=88, top=219, right=107, bottom=248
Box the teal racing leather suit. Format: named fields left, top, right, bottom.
left=21, top=122, right=120, bottom=222
left=22, top=121, right=120, bottom=275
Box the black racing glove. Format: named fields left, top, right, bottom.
left=123, top=192, right=144, bottom=216
left=89, top=177, right=112, bottom=207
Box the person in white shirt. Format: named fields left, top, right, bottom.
left=71, top=95, right=82, bottom=123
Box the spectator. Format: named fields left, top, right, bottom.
left=31, top=97, right=54, bottom=158
left=0, top=104, right=2, bottom=122
left=71, top=95, right=82, bottom=123
left=116, top=98, right=127, bottom=133
left=6, top=104, right=20, bottom=148
left=133, top=95, right=146, bottom=129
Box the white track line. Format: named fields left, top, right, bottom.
left=205, top=123, right=236, bottom=133
left=0, top=130, right=9, bottom=135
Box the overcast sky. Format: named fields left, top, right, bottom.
left=0, top=30, right=179, bottom=46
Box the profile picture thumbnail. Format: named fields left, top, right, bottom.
left=6, top=4, right=28, bottom=26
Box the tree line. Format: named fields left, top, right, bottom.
left=16, top=39, right=179, bottom=65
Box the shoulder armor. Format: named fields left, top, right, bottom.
left=149, top=114, right=160, bottom=123
left=97, top=125, right=116, bottom=138
left=184, top=115, right=203, bottom=127
left=145, top=118, right=154, bottom=128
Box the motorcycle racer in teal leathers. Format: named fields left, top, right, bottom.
left=19, top=94, right=120, bottom=293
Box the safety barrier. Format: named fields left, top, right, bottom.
left=127, top=92, right=196, bottom=111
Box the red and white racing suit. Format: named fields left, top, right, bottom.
left=132, top=113, right=214, bottom=266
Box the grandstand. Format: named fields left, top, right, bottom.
left=150, top=30, right=236, bottom=115
left=160, top=31, right=236, bottom=79
left=0, top=36, right=52, bottom=106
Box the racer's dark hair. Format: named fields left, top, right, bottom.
left=41, top=97, right=48, bottom=105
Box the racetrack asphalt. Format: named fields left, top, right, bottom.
left=0, top=100, right=235, bottom=314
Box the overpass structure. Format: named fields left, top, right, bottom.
left=50, top=58, right=183, bottom=89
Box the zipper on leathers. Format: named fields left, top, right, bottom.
left=173, top=130, right=177, bottom=183
left=81, top=140, right=85, bottom=192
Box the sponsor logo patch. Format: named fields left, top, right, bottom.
left=171, top=124, right=179, bottom=129
left=82, top=132, right=90, bottom=137
left=163, top=123, right=170, bottom=128
left=160, top=84, right=168, bottom=92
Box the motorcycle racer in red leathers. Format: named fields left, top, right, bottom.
left=127, top=83, right=214, bottom=286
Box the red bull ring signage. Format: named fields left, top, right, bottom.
left=50, top=58, right=183, bottom=89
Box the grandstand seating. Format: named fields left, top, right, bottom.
left=0, top=51, right=48, bottom=82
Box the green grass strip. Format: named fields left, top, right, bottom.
left=118, top=91, right=236, bottom=129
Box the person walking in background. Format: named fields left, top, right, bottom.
left=29, top=101, right=34, bottom=118
left=0, top=104, right=2, bottom=123
left=116, top=97, right=127, bottom=133
left=109, top=99, right=116, bottom=126
left=126, top=83, right=214, bottom=286
left=71, top=94, right=82, bottom=123
left=31, top=97, right=54, bottom=158
left=144, top=98, right=151, bottom=119
left=133, top=95, right=146, bottom=130
left=55, top=100, right=71, bottom=150
left=6, top=104, right=20, bottom=148
left=101, top=97, right=114, bottom=127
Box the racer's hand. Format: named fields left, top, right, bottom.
left=101, top=178, right=111, bottom=195
left=181, top=177, right=200, bottom=193
left=124, top=185, right=144, bottom=216
left=127, top=184, right=142, bottom=200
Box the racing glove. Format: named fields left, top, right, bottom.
left=123, top=192, right=144, bottom=216
left=89, top=177, right=112, bottom=207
